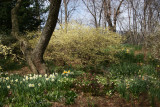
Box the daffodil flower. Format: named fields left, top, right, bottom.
left=15, top=79, right=18, bottom=82
left=6, top=77, right=9, bottom=80
left=38, top=83, right=41, bottom=86
left=29, top=84, right=35, bottom=87
left=7, top=85, right=10, bottom=89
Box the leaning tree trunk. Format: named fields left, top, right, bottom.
left=11, top=0, right=62, bottom=74
left=31, top=0, right=62, bottom=74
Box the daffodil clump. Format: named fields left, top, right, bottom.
left=0, top=72, right=58, bottom=90
left=0, top=70, right=77, bottom=106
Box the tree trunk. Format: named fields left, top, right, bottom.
left=35, top=0, right=41, bottom=31
left=11, top=0, right=62, bottom=74
left=64, top=0, right=68, bottom=32
left=32, top=0, right=61, bottom=74
left=104, top=0, right=113, bottom=31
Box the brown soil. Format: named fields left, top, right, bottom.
left=52, top=92, right=160, bottom=107
left=8, top=66, right=32, bottom=75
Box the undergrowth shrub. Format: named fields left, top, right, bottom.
left=109, top=62, right=141, bottom=77
left=45, top=22, right=123, bottom=68
left=0, top=44, right=18, bottom=71
left=145, top=26, right=160, bottom=61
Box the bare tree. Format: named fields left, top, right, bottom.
left=103, top=0, right=124, bottom=32
left=58, top=0, right=79, bottom=27
left=82, top=0, right=104, bottom=28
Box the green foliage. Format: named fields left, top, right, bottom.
left=128, top=78, right=149, bottom=97
left=45, top=22, right=123, bottom=68
left=115, top=48, right=145, bottom=63
left=74, top=73, right=110, bottom=96
left=109, top=62, right=141, bottom=77
left=0, top=0, right=43, bottom=34
left=65, top=91, right=77, bottom=105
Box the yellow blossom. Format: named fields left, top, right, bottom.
left=126, top=49, right=129, bottom=53
left=142, top=76, right=145, bottom=80
left=63, top=70, right=68, bottom=74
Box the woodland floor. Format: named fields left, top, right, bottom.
left=7, top=67, right=160, bottom=107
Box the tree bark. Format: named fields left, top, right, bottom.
left=64, top=0, right=68, bottom=32
left=104, top=0, right=123, bottom=32
left=11, top=0, right=62, bottom=74
left=32, top=0, right=61, bottom=74
left=35, top=0, right=41, bottom=31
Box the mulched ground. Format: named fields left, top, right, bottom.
left=52, top=92, right=159, bottom=107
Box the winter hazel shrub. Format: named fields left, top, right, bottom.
left=45, top=22, right=123, bottom=68
left=145, top=26, right=160, bottom=61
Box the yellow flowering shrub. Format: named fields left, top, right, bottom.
left=145, top=27, right=160, bottom=61
left=0, top=44, right=13, bottom=71
left=45, top=22, right=123, bottom=68
left=0, top=44, right=12, bottom=58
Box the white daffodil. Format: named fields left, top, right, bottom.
left=55, top=73, right=58, bottom=76
left=7, top=85, right=10, bottom=89
left=15, top=79, right=18, bottom=82
left=51, top=79, right=55, bottom=82
left=11, top=80, right=13, bottom=83
left=45, top=74, right=47, bottom=77
left=38, top=83, right=41, bottom=86
left=26, top=76, right=29, bottom=80
left=46, top=78, right=49, bottom=81
left=29, top=84, right=35, bottom=87
left=6, top=77, right=9, bottom=80
left=30, top=77, right=33, bottom=80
